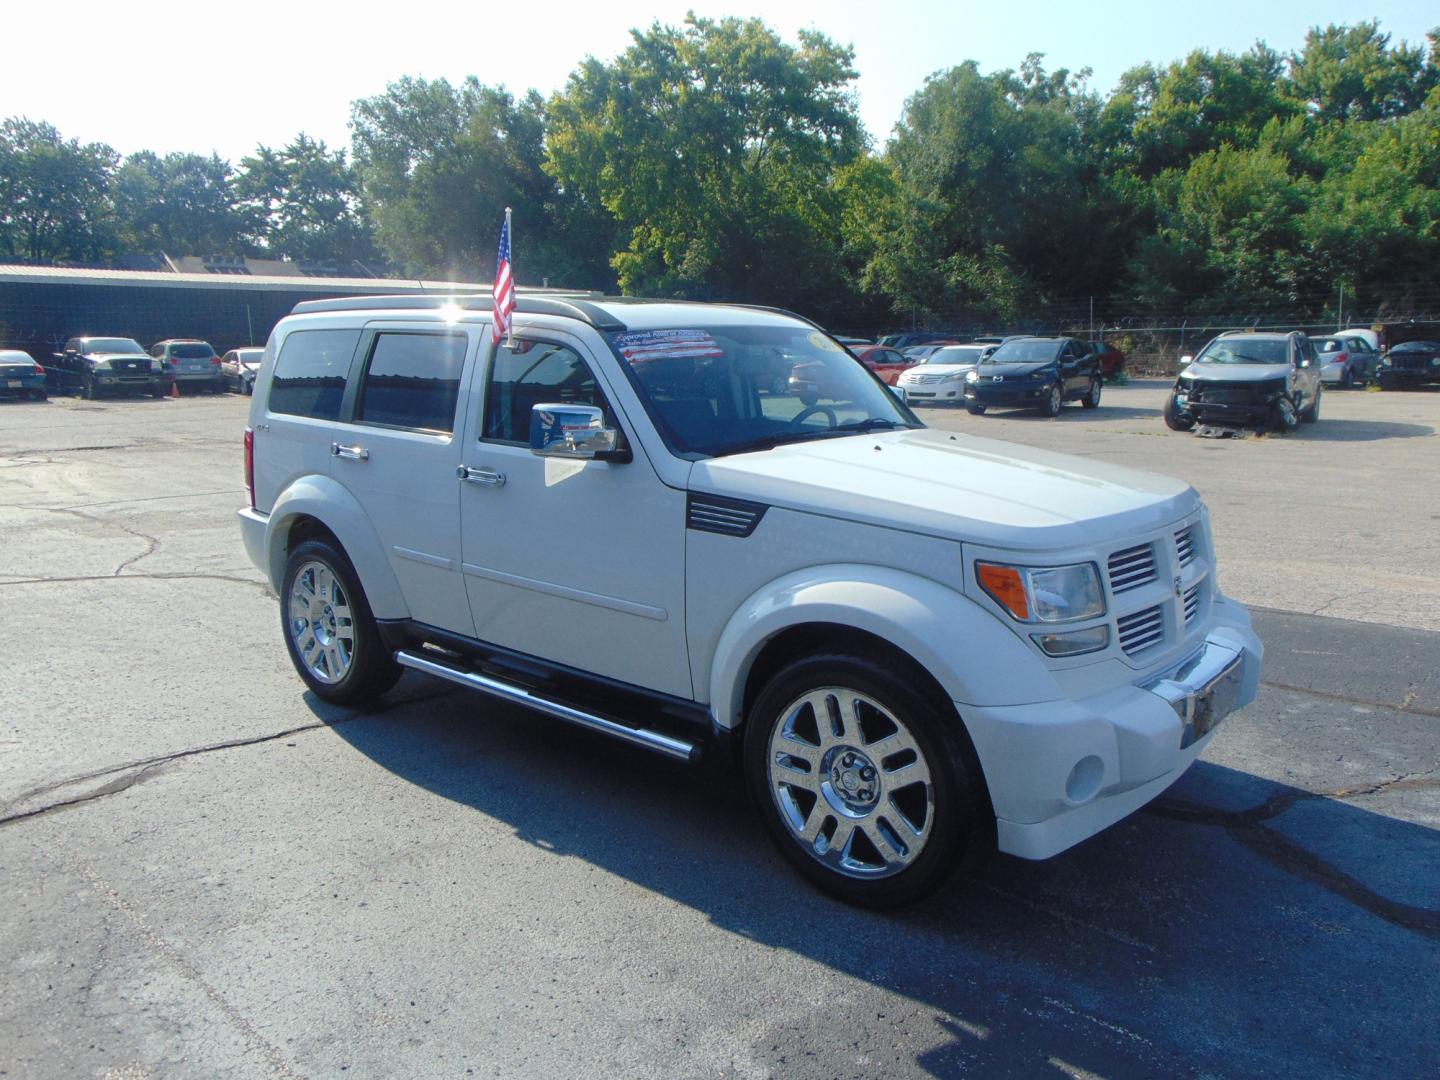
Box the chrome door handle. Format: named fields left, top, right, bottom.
left=457, top=465, right=506, bottom=487
left=331, top=442, right=369, bottom=462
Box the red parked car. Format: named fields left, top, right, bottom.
left=852, top=345, right=918, bottom=385
left=1085, top=341, right=1127, bottom=379
left=788, top=344, right=918, bottom=404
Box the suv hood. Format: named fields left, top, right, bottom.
left=689, top=427, right=1196, bottom=550
left=1182, top=362, right=1291, bottom=384
left=900, top=363, right=975, bottom=379
left=85, top=351, right=152, bottom=361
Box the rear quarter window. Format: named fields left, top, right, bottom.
left=268, top=329, right=360, bottom=420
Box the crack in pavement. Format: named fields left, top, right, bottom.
left=1260, top=678, right=1440, bottom=719
left=43, top=506, right=161, bottom=576
left=1146, top=768, right=1440, bottom=941
left=0, top=688, right=460, bottom=828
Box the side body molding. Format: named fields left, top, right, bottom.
left=706, top=564, right=1061, bottom=730
left=263, top=475, right=410, bottom=620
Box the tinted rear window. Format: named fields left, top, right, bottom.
left=357, top=333, right=467, bottom=433
left=170, top=344, right=215, bottom=358
left=268, top=330, right=359, bottom=420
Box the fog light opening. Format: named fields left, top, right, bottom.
left=1065, top=755, right=1104, bottom=805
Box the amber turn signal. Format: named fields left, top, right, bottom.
left=977, top=562, right=1029, bottom=620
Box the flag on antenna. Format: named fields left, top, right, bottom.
left=493, top=208, right=516, bottom=342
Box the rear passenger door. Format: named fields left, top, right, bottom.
left=325, top=324, right=478, bottom=636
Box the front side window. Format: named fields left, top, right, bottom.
left=356, top=332, right=467, bottom=434
left=268, top=329, right=359, bottom=420
left=482, top=339, right=615, bottom=444
left=606, top=324, right=918, bottom=458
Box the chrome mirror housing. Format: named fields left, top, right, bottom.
left=529, top=404, right=620, bottom=459
left=889, top=384, right=908, bottom=403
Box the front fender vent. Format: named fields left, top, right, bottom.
left=687, top=494, right=767, bottom=538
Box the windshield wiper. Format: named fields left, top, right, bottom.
left=827, top=417, right=909, bottom=433
left=712, top=418, right=910, bottom=457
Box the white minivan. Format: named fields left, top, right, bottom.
left=238, top=295, right=1261, bottom=906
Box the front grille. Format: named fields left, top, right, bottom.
left=1175, top=526, right=1197, bottom=567
left=1183, top=582, right=1202, bottom=623
left=1117, top=605, right=1165, bottom=655
left=1391, top=354, right=1434, bottom=372
left=687, top=494, right=766, bottom=538
left=1108, top=543, right=1157, bottom=593
left=1189, top=381, right=1279, bottom=405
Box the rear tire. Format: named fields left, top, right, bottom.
left=1082, top=377, right=1102, bottom=409
left=743, top=653, right=992, bottom=908
left=281, top=539, right=402, bottom=705
left=31, top=389, right=46, bottom=402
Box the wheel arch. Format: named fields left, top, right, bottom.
left=708, top=564, right=1061, bottom=735
left=265, top=476, right=410, bottom=620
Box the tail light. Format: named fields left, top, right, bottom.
left=209, top=356, right=222, bottom=366
left=33, top=364, right=44, bottom=375
left=1335, top=352, right=1348, bottom=363
left=244, top=428, right=256, bottom=509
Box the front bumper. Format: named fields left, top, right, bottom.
left=965, top=380, right=1052, bottom=406
left=93, top=374, right=169, bottom=393
left=958, top=598, right=1262, bottom=860
left=901, top=381, right=966, bottom=401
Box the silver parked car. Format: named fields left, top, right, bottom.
left=1314, top=334, right=1378, bottom=388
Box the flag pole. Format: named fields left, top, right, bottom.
left=504, top=206, right=514, bottom=349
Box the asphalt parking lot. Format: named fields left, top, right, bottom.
left=1, top=383, right=1437, bottom=1078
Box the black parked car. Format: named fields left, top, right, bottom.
left=1376, top=341, right=1440, bottom=389
left=963, top=337, right=1102, bottom=416
left=48, top=336, right=169, bottom=399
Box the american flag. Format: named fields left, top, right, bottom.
left=493, top=208, right=516, bottom=341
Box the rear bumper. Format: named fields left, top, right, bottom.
left=173, top=371, right=221, bottom=383
left=0, top=376, right=45, bottom=395
left=237, top=507, right=271, bottom=584
left=959, top=597, right=1262, bottom=860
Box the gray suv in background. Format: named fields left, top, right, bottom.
left=150, top=339, right=224, bottom=394
left=1165, top=331, right=1323, bottom=433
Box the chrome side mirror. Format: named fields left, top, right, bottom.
left=889, top=384, right=908, bottom=403
left=529, top=403, right=621, bottom=460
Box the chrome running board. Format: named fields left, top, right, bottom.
left=395, top=650, right=699, bottom=763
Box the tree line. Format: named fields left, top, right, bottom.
left=2, top=16, right=1436, bottom=332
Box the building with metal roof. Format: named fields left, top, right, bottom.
left=0, top=264, right=592, bottom=360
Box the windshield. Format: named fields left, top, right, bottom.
left=607, top=324, right=920, bottom=458
left=170, top=343, right=216, bottom=359
left=1195, top=338, right=1290, bottom=365
left=1394, top=341, right=1440, bottom=352
left=84, top=338, right=145, bottom=354
left=982, top=339, right=1057, bottom=365
left=928, top=346, right=983, bottom=366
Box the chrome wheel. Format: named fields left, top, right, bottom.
left=286, top=560, right=355, bottom=684
left=766, top=687, right=934, bottom=879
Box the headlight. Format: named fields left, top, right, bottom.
left=1430, top=357, right=1439, bottom=367
left=965, top=369, right=979, bottom=383
left=976, top=561, right=1105, bottom=623
left=91, top=359, right=111, bottom=371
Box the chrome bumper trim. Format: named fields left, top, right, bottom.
left=1142, top=637, right=1245, bottom=749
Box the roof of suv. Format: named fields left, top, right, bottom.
left=288, top=294, right=821, bottom=334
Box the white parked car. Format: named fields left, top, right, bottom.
left=897, top=344, right=993, bottom=405
left=238, top=296, right=1262, bottom=906
left=220, top=347, right=265, bottom=394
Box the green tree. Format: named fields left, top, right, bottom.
left=544, top=14, right=863, bottom=315
left=1288, top=22, right=1439, bottom=121
left=351, top=77, right=607, bottom=286
left=113, top=151, right=251, bottom=254
left=0, top=117, right=116, bottom=262
left=238, top=135, right=377, bottom=264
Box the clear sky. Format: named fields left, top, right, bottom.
left=7, top=0, right=1436, bottom=163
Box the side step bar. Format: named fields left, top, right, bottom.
left=395, top=650, right=699, bottom=763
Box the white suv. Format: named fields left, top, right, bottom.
left=238, top=295, right=1262, bottom=906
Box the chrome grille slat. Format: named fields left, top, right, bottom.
left=1117, top=605, right=1165, bottom=655
left=1183, top=582, right=1202, bottom=623
left=1175, top=526, right=1197, bottom=567
left=1107, top=543, right=1156, bottom=593
left=686, top=495, right=767, bottom=538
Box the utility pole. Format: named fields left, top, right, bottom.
left=1337, top=284, right=1344, bottom=332
left=1089, top=297, right=1095, bottom=340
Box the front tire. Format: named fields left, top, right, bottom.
left=1038, top=383, right=1062, bottom=417
left=1272, top=396, right=1300, bottom=432
left=281, top=539, right=401, bottom=705
left=966, top=402, right=986, bottom=415
left=1163, top=393, right=1195, bottom=431
left=743, top=654, right=991, bottom=908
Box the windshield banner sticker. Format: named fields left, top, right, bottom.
left=616, top=330, right=724, bottom=363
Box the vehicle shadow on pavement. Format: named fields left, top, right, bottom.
left=1290, top=419, right=1435, bottom=442
left=316, top=686, right=1439, bottom=1078
left=968, top=405, right=1160, bottom=423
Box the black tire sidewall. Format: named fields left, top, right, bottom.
left=280, top=539, right=399, bottom=705
left=742, top=653, right=990, bottom=908
left=1040, top=384, right=1061, bottom=416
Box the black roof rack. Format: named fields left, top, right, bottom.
left=288, top=294, right=630, bottom=332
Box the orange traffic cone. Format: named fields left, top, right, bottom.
left=170, top=380, right=179, bottom=399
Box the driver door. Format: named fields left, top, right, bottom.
left=457, top=331, right=692, bottom=698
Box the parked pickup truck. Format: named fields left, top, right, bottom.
left=238, top=296, right=1262, bottom=907
left=49, top=336, right=169, bottom=399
